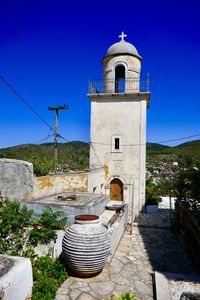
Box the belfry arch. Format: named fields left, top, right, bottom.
left=115, top=64, right=125, bottom=93
left=110, top=178, right=124, bottom=201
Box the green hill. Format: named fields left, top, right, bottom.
left=0, top=141, right=89, bottom=176
left=0, top=140, right=200, bottom=176
left=147, top=140, right=200, bottom=167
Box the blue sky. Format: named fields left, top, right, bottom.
left=0, top=0, right=200, bottom=148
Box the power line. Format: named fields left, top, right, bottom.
left=0, top=75, right=72, bottom=144
left=89, top=142, right=104, bottom=168
left=1, top=75, right=200, bottom=151
left=90, top=132, right=200, bottom=147
left=0, top=75, right=53, bottom=130
left=33, top=129, right=54, bottom=144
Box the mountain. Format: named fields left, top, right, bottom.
left=0, top=141, right=89, bottom=176
left=0, top=140, right=200, bottom=176
left=147, top=140, right=200, bottom=166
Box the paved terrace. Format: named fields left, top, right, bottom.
left=55, top=209, right=199, bottom=300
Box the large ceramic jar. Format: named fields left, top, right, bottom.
left=62, top=215, right=111, bottom=277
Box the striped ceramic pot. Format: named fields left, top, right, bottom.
left=62, top=215, right=111, bottom=277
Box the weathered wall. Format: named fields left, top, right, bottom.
left=89, top=93, right=149, bottom=216
left=30, top=172, right=88, bottom=199
left=0, top=159, right=107, bottom=202
left=87, top=167, right=105, bottom=194
left=0, top=159, right=34, bottom=201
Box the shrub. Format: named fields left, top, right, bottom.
left=32, top=255, right=68, bottom=300
left=117, top=292, right=137, bottom=300
left=105, top=292, right=137, bottom=300
left=29, top=206, right=67, bottom=246
left=0, top=200, right=67, bottom=252
left=145, top=180, right=161, bottom=206
left=0, top=200, right=68, bottom=300
left=0, top=199, right=33, bottom=255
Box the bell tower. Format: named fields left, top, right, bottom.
left=88, top=33, right=150, bottom=215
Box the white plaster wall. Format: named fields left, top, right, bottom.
left=0, top=255, right=32, bottom=300
left=87, top=167, right=105, bottom=194
left=89, top=93, right=149, bottom=215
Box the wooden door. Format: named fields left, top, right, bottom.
left=110, top=178, right=123, bottom=201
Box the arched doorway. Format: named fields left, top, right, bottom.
left=115, top=65, right=125, bottom=93
left=110, top=178, right=124, bottom=201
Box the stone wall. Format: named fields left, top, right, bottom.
left=0, top=159, right=34, bottom=201
left=0, top=158, right=106, bottom=202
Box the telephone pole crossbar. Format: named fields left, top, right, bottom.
left=48, top=104, right=68, bottom=173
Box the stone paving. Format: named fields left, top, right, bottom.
left=134, top=209, right=171, bottom=228
left=55, top=208, right=199, bottom=300
left=55, top=229, right=154, bottom=300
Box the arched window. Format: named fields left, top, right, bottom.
left=110, top=178, right=124, bottom=201
left=115, top=65, right=125, bottom=93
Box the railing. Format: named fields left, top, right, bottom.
left=88, top=76, right=150, bottom=94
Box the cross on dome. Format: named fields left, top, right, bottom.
left=119, top=31, right=127, bottom=41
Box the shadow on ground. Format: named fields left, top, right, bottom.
left=134, top=209, right=200, bottom=276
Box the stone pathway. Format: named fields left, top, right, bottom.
left=55, top=229, right=154, bottom=300
left=55, top=208, right=199, bottom=300
left=134, top=209, right=171, bottom=228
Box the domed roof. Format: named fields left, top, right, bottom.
left=107, top=40, right=139, bottom=56
left=105, top=32, right=141, bottom=59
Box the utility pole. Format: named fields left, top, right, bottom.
left=48, top=104, right=68, bottom=173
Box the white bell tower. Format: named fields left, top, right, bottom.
left=88, top=33, right=150, bottom=215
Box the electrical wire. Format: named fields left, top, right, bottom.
left=89, top=142, right=104, bottom=168
left=0, top=74, right=71, bottom=144
left=1, top=75, right=200, bottom=153
left=90, top=132, right=200, bottom=147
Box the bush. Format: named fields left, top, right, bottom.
left=0, top=199, right=33, bottom=255
left=106, top=292, right=137, bottom=300
left=145, top=180, right=161, bottom=206
left=117, top=292, right=137, bottom=300
left=29, top=206, right=67, bottom=246
left=32, top=255, right=68, bottom=300
left=0, top=200, right=68, bottom=300
left=0, top=200, right=67, bottom=252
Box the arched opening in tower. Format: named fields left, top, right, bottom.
left=115, top=65, right=125, bottom=93
left=110, top=178, right=124, bottom=201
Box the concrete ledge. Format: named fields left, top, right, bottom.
left=155, top=271, right=170, bottom=300
left=108, top=204, right=128, bottom=260
left=0, top=255, right=33, bottom=300
left=155, top=271, right=200, bottom=300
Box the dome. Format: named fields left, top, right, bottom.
left=106, top=40, right=140, bottom=57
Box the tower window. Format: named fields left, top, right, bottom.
left=112, top=135, right=122, bottom=152
left=115, top=138, right=120, bottom=150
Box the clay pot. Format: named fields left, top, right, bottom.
left=62, top=214, right=111, bottom=277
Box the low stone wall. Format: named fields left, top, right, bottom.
left=30, top=172, right=88, bottom=200
left=175, top=200, right=200, bottom=267
left=0, top=159, right=33, bottom=201
left=0, top=158, right=106, bottom=203
left=0, top=255, right=33, bottom=300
